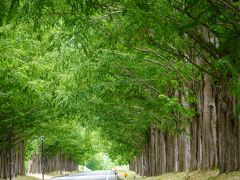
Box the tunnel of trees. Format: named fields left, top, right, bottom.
left=0, top=0, right=239, bottom=179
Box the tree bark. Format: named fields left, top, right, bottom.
left=218, top=77, right=240, bottom=173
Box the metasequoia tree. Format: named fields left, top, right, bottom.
left=0, top=0, right=239, bottom=178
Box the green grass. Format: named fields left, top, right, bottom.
left=118, top=170, right=240, bottom=180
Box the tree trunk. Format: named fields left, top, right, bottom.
left=28, top=154, right=78, bottom=174
left=218, top=77, right=240, bottom=173
left=0, top=140, right=25, bottom=179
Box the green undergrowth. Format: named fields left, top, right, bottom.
left=118, top=170, right=240, bottom=180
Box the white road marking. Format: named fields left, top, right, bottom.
left=106, top=170, right=111, bottom=180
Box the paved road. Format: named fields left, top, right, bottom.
left=52, top=170, right=118, bottom=180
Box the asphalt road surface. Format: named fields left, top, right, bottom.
left=52, top=170, right=119, bottom=180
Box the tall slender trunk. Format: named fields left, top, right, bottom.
left=0, top=140, right=25, bottom=179
left=28, top=154, right=78, bottom=174
left=218, top=77, right=240, bottom=173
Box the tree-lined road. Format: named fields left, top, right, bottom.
left=52, top=170, right=118, bottom=180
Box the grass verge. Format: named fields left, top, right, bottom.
left=14, top=176, right=39, bottom=180
left=46, top=170, right=79, bottom=176
left=118, top=170, right=240, bottom=180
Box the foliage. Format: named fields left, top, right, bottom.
left=0, top=0, right=239, bottom=169
left=86, top=153, right=115, bottom=170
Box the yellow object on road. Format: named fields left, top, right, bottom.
left=124, top=172, right=128, bottom=177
